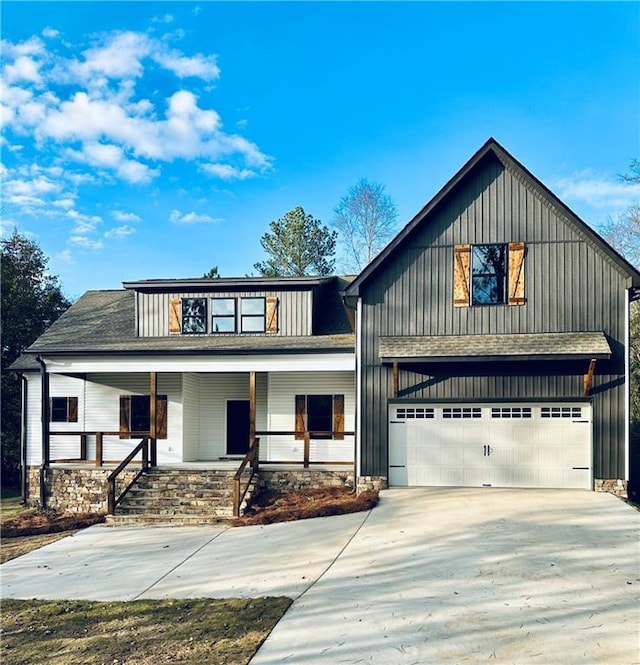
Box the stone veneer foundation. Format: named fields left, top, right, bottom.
left=26, top=466, right=139, bottom=513
left=594, top=478, right=628, bottom=498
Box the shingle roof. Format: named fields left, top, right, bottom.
left=11, top=287, right=355, bottom=371
left=379, top=332, right=611, bottom=363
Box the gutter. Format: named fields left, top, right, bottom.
left=20, top=374, right=28, bottom=505
left=35, top=356, right=49, bottom=509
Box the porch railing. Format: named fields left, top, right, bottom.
left=106, top=437, right=150, bottom=514
left=47, top=431, right=156, bottom=466
left=232, top=437, right=260, bottom=518
left=255, top=430, right=355, bottom=468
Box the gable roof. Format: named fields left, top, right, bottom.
left=345, top=137, right=640, bottom=296
left=10, top=280, right=355, bottom=372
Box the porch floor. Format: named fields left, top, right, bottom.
left=49, top=461, right=354, bottom=472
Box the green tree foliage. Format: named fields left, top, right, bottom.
left=254, top=206, right=337, bottom=277
left=1, top=230, right=70, bottom=489
left=203, top=266, right=220, bottom=279
left=333, top=178, right=398, bottom=272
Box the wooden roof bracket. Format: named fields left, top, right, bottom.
left=392, top=361, right=399, bottom=399
left=583, top=358, right=597, bottom=396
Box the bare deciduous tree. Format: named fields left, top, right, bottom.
left=333, top=178, right=398, bottom=272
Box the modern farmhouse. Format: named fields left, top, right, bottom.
left=12, top=138, right=640, bottom=518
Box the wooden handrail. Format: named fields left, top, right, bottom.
left=106, top=437, right=150, bottom=514
left=233, top=438, right=260, bottom=518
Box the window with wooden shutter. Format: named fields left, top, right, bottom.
left=169, top=298, right=181, bottom=334
left=50, top=396, right=78, bottom=422
left=333, top=394, right=345, bottom=440
left=266, top=296, right=279, bottom=333
left=119, top=395, right=168, bottom=439
left=453, top=244, right=471, bottom=307
left=507, top=242, right=526, bottom=305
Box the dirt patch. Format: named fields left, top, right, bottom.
left=233, top=486, right=378, bottom=526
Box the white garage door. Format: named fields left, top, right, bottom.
left=388, top=403, right=592, bottom=489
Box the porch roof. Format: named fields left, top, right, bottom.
left=11, top=289, right=355, bottom=371
left=379, top=332, right=612, bottom=363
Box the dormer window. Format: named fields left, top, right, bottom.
left=212, top=298, right=236, bottom=333
left=182, top=298, right=207, bottom=334
left=240, top=298, right=266, bottom=333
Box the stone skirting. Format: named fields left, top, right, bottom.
left=26, top=466, right=138, bottom=513
left=594, top=478, right=628, bottom=498
left=356, top=475, right=388, bottom=492
left=258, top=468, right=355, bottom=494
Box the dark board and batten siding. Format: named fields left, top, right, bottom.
left=359, top=155, right=630, bottom=480
left=135, top=290, right=312, bottom=337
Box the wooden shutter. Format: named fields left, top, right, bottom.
left=156, top=395, right=168, bottom=439
left=295, top=394, right=306, bottom=440
left=508, top=242, right=526, bottom=305
left=68, top=397, right=78, bottom=423
left=119, top=396, right=131, bottom=439
left=266, top=296, right=279, bottom=333
left=453, top=244, right=471, bottom=307
left=169, top=298, right=182, bottom=334
left=333, top=394, right=345, bottom=440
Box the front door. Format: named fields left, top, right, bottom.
left=226, top=400, right=250, bottom=455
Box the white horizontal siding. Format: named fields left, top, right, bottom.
left=197, top=373, right=267, bottom=459
left=265, top=371, right=355, bottom=463
left=26, top=373, right=184, bottom=465
left=182, top=373, right=200, bottom=461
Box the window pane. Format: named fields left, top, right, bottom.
left=212, top=298, right=235, bottom=315
left=472, top=245, right=505, bottom=276
left=241, top=316, right=266, bottom=332
left=241, top=298, right=265, bottom=315
left=182, top=298, right=207, bottom=333
left=307, top=395, right=332, bottom=438
left=51, top=397, right=68, bottom=422
left=212, top=317, right=236, bottom=333
left=130, top=395, right=150, bottom=432
left=472, top=244, right=506, bottom=305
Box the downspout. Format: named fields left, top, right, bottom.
left=20, top=374, right=28, bottom=504
left=35, top=356, right=50, bottom=509
left=355, top=296, right=362, bottom=489
left=624, top=289, right=631, bottom=482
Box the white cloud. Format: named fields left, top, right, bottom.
left=104, top=225, right=136, bottom=239
left=202, top=163, right=255, bottom=180
left=152, top=49, right=219, bottom=80
left=3, top=55, right=42, bottom=84
left=69, top=235, right=104, bottom=249
left=56, top=249, right=74, bottom=263
left=42, top=28, right=60, bottom=39
left=554, top=171, right=640, bottom=210
left=169, top=209, right=221, bottom=224
left=113, top=210, right=142, bottom=223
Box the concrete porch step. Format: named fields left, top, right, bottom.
left=105, top=513, right=231, bottom=526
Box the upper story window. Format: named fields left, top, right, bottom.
left=240, top=298, right=266, bottom=333
left=212, top=298, right=236, bottom=333
left=169, top=295, right=278, bottom=335
left=454, top=242, right=525, bottom=308
left=182, top=298, right=207, bottom=334
left=472, top=244, right=507, bottom=305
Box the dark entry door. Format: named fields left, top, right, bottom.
left=226, top=400, right=250, bottom=455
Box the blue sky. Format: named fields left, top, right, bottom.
left=2, top=1, right=639, bottom=299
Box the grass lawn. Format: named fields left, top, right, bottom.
left=1, top=597, right=292, bottom=665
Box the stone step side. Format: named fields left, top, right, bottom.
left=113, top=468, right=256, bottom=525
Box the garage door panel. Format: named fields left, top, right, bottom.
left=388, top=403, right=592, bottom=490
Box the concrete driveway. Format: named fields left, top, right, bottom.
left=2, top=488, right=639, bottom=664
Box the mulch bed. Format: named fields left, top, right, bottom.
left=1, top=509, right=106, bottom=538
left=232, top=486, right=378, bottom=526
